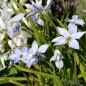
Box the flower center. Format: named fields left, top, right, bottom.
left=66, top=36, right=72, bottom=42
left=72, top=21, right=76, bottom=24
left=20, top=54, right=23, bottom=58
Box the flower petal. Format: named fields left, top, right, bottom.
left=39, top=54, right=46, bottom=59
left=72, top=15, right=78, bottom=20
left=55, top=60, right=64, bottom=70
left=26, top=58, right=38, bottom=68
left=14, top=48, right=21, bottom=55
left=68, top=39, right=79, bottom=49
left=0, top=17, right=5, bottom=29
left=30, top=41, right=38, bottom=55
left=68, top=23, right=77, bottom=34
left=32, top=1, right=43, bottom=10
left=72, top=32, right=86, bottom=39
left=50, top=56, right=56, bottom=61
left=7, top=26, right=13, bottom=38
left=12, top=23, right=21, bottom=33
left=14, top=57, right=20, bottom=63
left=0, top=56, right=6, bottom=68
left=54, top=49, right=61, bottom=61
left=10, top=54, right=17, bottom=60
left=0, top=33, right=5, bottom=42
left=54, top=49, right=60, bottom=56
left=50, top=49, right=61, bottom=61
left=52, top=36, right=64, bottom=42
left=54, top=38, right=67, bottom=45
left=38, top=44, right=49, bottom=53
left=57, top=27, right=70, bottom=37
left=21, top=47, right=28, bottom=53
left=37, top=18, right=44, bottom=26
left=44, top=0, right=52, bottom=10
left=76, top=19, right=85, bottom=26
left=12, top=13, right=25, bottom=22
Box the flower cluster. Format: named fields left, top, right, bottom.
left=51, top=15, right=85, bottom=69
left=10, top=41, right=49, bottom=68
left=0, top=0, right=86, bottom=72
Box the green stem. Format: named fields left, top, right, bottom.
left=14, top=65, right=55, bottom=78
left=14, top=65, right=63, bottom=86
left=43, top=11, right=57, bottom=29
left=73, top=53, right=78, bottom=86
left=8, top=80, right=25, bottom=86
left=29, top=17, right=41, bottom=45
left=0, top=77, right=26, bottom=81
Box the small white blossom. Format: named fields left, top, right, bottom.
left=10, top=47, right=29, bottom=63
left=10, top=47, right=38, bottom=68
left=21, top=40, right=49, bottom=68
left=52, top=27, right=86, bottom=49
left=11, top=13, right=25, bottom=22
left=25, top=0, right=52, bottom=26
left=65, top=15, right=85, bottom=26
left=31, top=13, right=44, bottom=26
left=28, top=40, right=49, bottom=55
left=0, top=7, right=24, bottom=38
left=25, top=0, right=52, bottom=17
left=65, top=15, right=85, bottom=33
left=50, top=49, right=64, bottom=70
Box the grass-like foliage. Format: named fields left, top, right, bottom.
left=0, top=0, right=86, bottom=86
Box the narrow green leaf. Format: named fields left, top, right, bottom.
left=0, top=77, right=26, bottom=81
left=29, top=18, right=41, bottom=45
left=8, top=67, right=17, bottom=76
left=53, top=17, right=67, bottom=28
left=0, top=80, right=8, bottom=85
left=74, top=53, right=86, bottom=82
left=8, top=80, right=25, bottom=86
left=79, top=0, right=85, bottom=10
left=15, top=65, right=63, bottom=86
left=78, top=72, right=86, bottom=78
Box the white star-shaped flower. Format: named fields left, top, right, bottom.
left=65, top=15, right=85, bottom=33
left=52, top=27, right=86, bottom=49
left=65, top=15, right=85, bottom=26
left=29, top=40, right=49, bottom=56
left=50, top=49, right=64, bottom=70
left=22, top=40, right=49, bottom=68
left=25, top=0, right=52, bottom=17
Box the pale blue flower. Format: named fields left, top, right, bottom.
left=65, top=15, right=85, bottom=26
left=25, top=0, right=52, bottom=17
left=65, top=15, right=85, bottom=33
left=7, top=22, right=21, bottom=38
left=52, top=27, right=86, bottom=49
left=10, top=47, right=29, bottom=63
left=10, top=47, right=38, bottom=68
left=0, top=8, right=25, bottom=38
left=25, top=0, right=52, bottom=26
left=28, top=40, right=49, bottom=57
left=50, top=49, right=64, bottom=70
left=6, top=13, right=25, bottom=38
left=21, top=40, right=49, bottom=68
left=21, top=54, right=38, bottom=68
left=31, top=13, right=44, bottom=26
